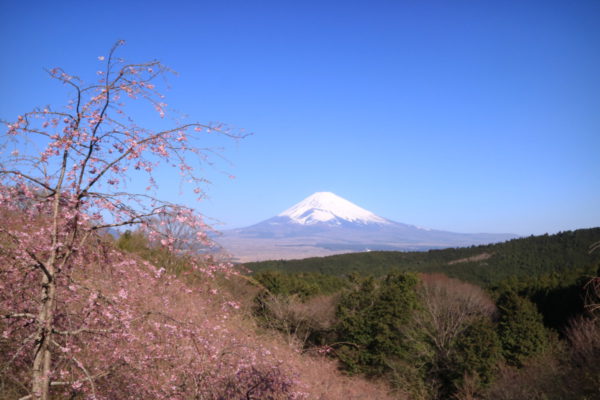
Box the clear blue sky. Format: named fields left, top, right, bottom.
left=1, top=0, right=599, bottom=235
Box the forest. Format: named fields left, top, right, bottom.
left=247, top=228, right=600, bottom=399
left=247, top=228, right=600, bottom=285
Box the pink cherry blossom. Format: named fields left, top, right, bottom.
left=0, top=41, right=252, bottom=400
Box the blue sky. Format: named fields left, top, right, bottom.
left=1, top=0, right=599, bottom=235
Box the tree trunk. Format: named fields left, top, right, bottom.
left=31, top=273, right=55, bottom=400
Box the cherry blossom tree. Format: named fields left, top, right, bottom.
left=0, top=40, right=247, bottom=400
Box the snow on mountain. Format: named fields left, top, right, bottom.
left=218, top=192, right=518, bottom=262
left=278, top=192, right=389, bottom=225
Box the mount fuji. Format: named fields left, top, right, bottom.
left=218, top=192, right=517, bottom=262
left=278, top=191, right=389, bottom=226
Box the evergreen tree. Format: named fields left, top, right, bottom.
left=452, top=318, right=502, bottom=386
left=496, top=291, right=548, bottom=366
left=335, top=273, right=420, bottom=375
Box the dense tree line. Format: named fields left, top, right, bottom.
left=247, top=228, right=600, bottom=286
left=248, top=235, right=600, bottom=399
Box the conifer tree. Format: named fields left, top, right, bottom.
left=452, top=318, right=502, bottom=386
left=335, top=273, right=420, bottom=375
left=496, top=291, right=548, bottom=366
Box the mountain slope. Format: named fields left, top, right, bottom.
left=245, top=228, right=600, bottom=286
left=219, top=192, right=517, bottom=262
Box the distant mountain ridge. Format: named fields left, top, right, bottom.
left=218, top=192, right=517, bottom=262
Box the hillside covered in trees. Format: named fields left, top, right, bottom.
left=246, top=228, right=600, bottom=286
left=245, top=228, right=600, bottom=399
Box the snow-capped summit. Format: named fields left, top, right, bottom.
left=278, top=192, right=390, bottom=225
left=219, top=192, right=518, bottom=262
